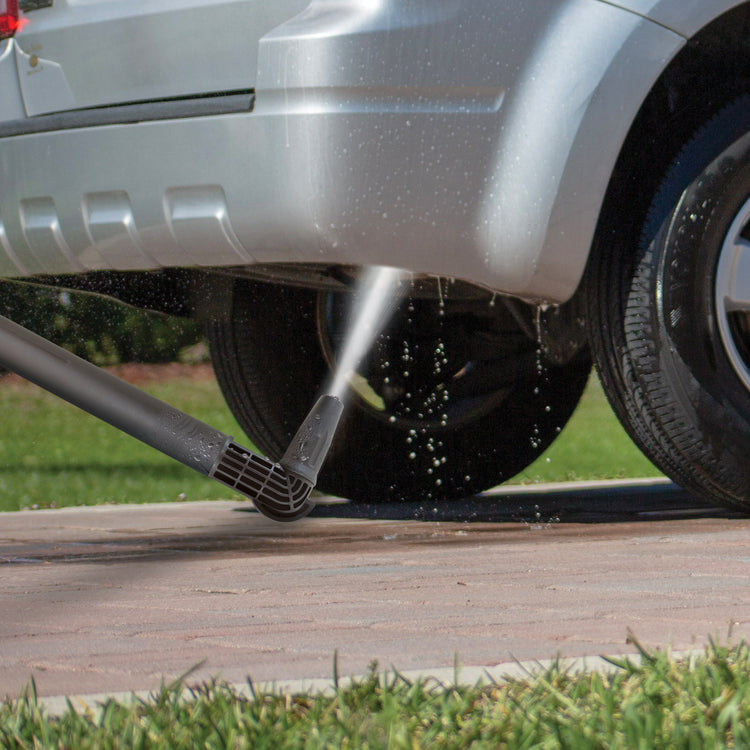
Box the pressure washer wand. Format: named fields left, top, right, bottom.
left=0, top=314, right=342, bottom=521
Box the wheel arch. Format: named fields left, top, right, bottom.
left=609, top=0, right=750, bottom=39
left=586, top=3, right=750, bottom=296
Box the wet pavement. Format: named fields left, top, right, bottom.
left=2, top=478, right=750, bottom=702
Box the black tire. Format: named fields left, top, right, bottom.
left=207, top=278, right=591, bottom=504
left=586, top=95, right=750, bottom=508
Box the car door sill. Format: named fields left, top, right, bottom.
left=0, top=91, right=255, bottom=138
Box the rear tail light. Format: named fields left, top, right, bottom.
left=0, top=0, right=19, bottom=40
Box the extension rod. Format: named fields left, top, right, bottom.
left=0, top=314, right=342, bottom=521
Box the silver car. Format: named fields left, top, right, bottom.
left=1, top=0, right=750, bottom=510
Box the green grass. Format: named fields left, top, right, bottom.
left=0, top=378, right=247, bottom=512
left=4, top=638, right=750, bottom=748
left=514, top=374, right=663, bottom=485
left=0, top=371, right=661, bottom=513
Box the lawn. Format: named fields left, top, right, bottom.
left=516, top=373, right=663, bottom=485
left=0, top=369, right=661, bottom=513
left=0, top=372, right=241, bottom=512
left=4, top=638, right=750, bottom=748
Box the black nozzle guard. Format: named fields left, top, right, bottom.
left=209, top=395, right=343, bottom=521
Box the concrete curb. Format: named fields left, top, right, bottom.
left=37, top=652, right=654, bottom=718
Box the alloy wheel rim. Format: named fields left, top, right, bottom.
left=715, top=195, right=750, bottom=392
left=316, top=291, right=511, bottom=430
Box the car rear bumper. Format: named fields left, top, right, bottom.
left=0, top=2, right=683, bottom=302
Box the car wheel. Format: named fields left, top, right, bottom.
left=586, top=95, right=750, bottom=508
left=207, top=278, right=591, bottom=504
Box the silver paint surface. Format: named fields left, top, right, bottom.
left=0, top=0, right=724, bottom=300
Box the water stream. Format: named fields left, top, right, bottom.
left=326, top=266, right=407, bottom=401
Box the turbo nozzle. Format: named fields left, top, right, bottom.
left=208, top=395, right=343, bottom=523
left=280, top=395, right=344, bottom=486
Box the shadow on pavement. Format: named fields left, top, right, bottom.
left=1, top=482, right=745, bottom=570
left=304, top=481, right=745, bottom=524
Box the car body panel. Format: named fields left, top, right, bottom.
left=13, top=0, right=308, bottom=113
left=0, top=0, right=697, bottom=302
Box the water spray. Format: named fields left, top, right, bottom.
left=326, top=266, right=408, bottom=401
left=0, top=314, right=342, bottom=522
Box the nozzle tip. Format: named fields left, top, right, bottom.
left=280, top=395, right=344, bottom=486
